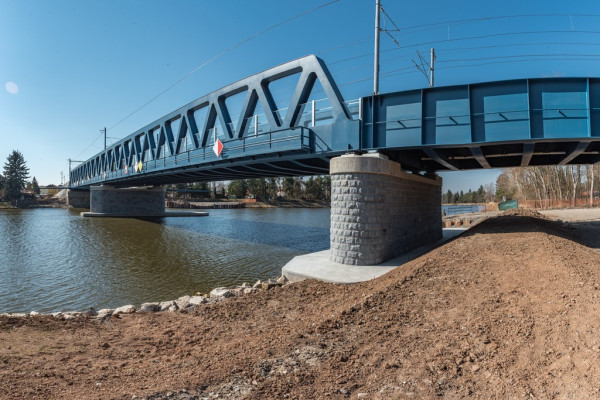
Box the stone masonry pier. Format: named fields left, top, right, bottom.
left=85, top=186, right=166, bottom=217
left=67, top=189, right=91, bottom=209
left=330, top=153, right=442, bottom=265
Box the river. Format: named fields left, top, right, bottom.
left=0, top=207, right=330, bottom=314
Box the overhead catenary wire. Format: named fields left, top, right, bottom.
left=329, top=30, right=600, bottom=66
left=337, top=56, right=600, bottom=87
left=104, top=0, right=340, bottom=134
left=397, top=13, right=600, bottom=32
left=331, top=51, right=600, bottom=76
left=72, top=131, right=105, bottom=159
left=319, top=13, right=600, bottom=58
left=330, top=41, right=600, bottom=67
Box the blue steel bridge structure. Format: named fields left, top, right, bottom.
left=70, top=55, right=600, bottom=188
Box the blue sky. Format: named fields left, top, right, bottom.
left=1, top=0, right=600, bottom=191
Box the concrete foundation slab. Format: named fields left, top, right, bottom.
left=282, top=228, right=466, bottom=284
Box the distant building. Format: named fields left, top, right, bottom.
left=39, top=185, right=60, bottom=197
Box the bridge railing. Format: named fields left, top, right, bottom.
left=219, top=97, right=360, bottom=138
left=71, top=127, right=312, bottom=186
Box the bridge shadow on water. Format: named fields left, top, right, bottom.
left=138, top=209, right=331, bottom=253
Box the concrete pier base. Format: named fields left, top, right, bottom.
left=282, top=228, right=465, bottom=283
left=330, top=153, right=442, bottom=265
left=85, top=186, right=166, bottom=217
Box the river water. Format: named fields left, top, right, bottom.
left=0, top=208, right=330, bottom=314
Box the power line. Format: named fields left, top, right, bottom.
left=331, top=45, right=600, bottom=82
left=398, top=13, right=600, bottom=32
left=106, top=0, right=340, bottom=133
left=336, top=41, right=600, bottom=67
left=388, top=30, right=600, bottom=51
left=338, top=56, right=600, bottom=87
left=439, top=53, right=600, bottom=64
left=321, top=13, right=600, bottom=60
left=329, top=30, right=600, bottom=66
left=72, top=132, right=105, bottom=159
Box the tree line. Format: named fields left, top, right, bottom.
left=227, top=176, right=331, bottom=201
left=495, top=165, right=600, bottom=208
left=443, top=184, right=496, bottom=204
left=170, top=176, right=332, bottom=202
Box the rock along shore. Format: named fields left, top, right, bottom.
left=0, top=276, right=290, bottom=320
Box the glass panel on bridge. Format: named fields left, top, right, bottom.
left=385, top=101, right=422, bottom=146
left=435, top=98, right=470, bottom=145
left=483, top=92, right=529, bottom=142
left=529, top=79, right=589, bottom=139
left=542, top=90, right=589, bottom=138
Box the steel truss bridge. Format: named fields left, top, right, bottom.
left=70, top=55, right=600, bottom=188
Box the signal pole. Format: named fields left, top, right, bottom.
left=430, top=48, right=436, bottom=87
left=373, top=0, right=381, bottom=95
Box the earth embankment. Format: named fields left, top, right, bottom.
left=2, top=211, right=600, bottom=399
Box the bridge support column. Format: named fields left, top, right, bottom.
left=86, top=186, right=166, bottom=217
left=67, top=189, right=90, bottom=209
left=330, top=153, right=442, bottom=265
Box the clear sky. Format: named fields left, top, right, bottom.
left=2, top=0, right=600, bottom=192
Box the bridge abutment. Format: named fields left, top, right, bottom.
left=85, top=186, right=166, bottom=217
left=330, top=153, right=442, bottom=265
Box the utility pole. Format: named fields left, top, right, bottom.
left=373, top=0, right=381, bottom=95
left=430, top=48, right=436, bottom=88
left=412, top=47, right=436, bottom=88
left=101, top=127, right=107, bottom=149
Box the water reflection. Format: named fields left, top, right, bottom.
left=0, top=208, right=330, bottom=313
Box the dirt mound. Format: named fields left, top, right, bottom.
left=2, top=214, right=600, bottom=399
left=500, top=207, right=549, bottom=219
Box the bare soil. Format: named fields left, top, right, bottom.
left=3, top=210, right=600, bottom=399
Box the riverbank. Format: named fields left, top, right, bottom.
left=167, top=198, right=330, bottom=209
left=0, top=201, right=16, bottom=209
left=3, top=209, right=600, bottom=399
left=0, top=198, right=64, bottom=209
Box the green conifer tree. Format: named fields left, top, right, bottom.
left=3, top=150, right=29, bottom=201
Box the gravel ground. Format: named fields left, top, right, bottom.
left=540, top=207, right=600, bottom=222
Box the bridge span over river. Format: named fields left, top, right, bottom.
left=69, top=55, right=600, bottom=267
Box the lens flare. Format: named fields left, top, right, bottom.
left=5, top=82, right=19, bottom=94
